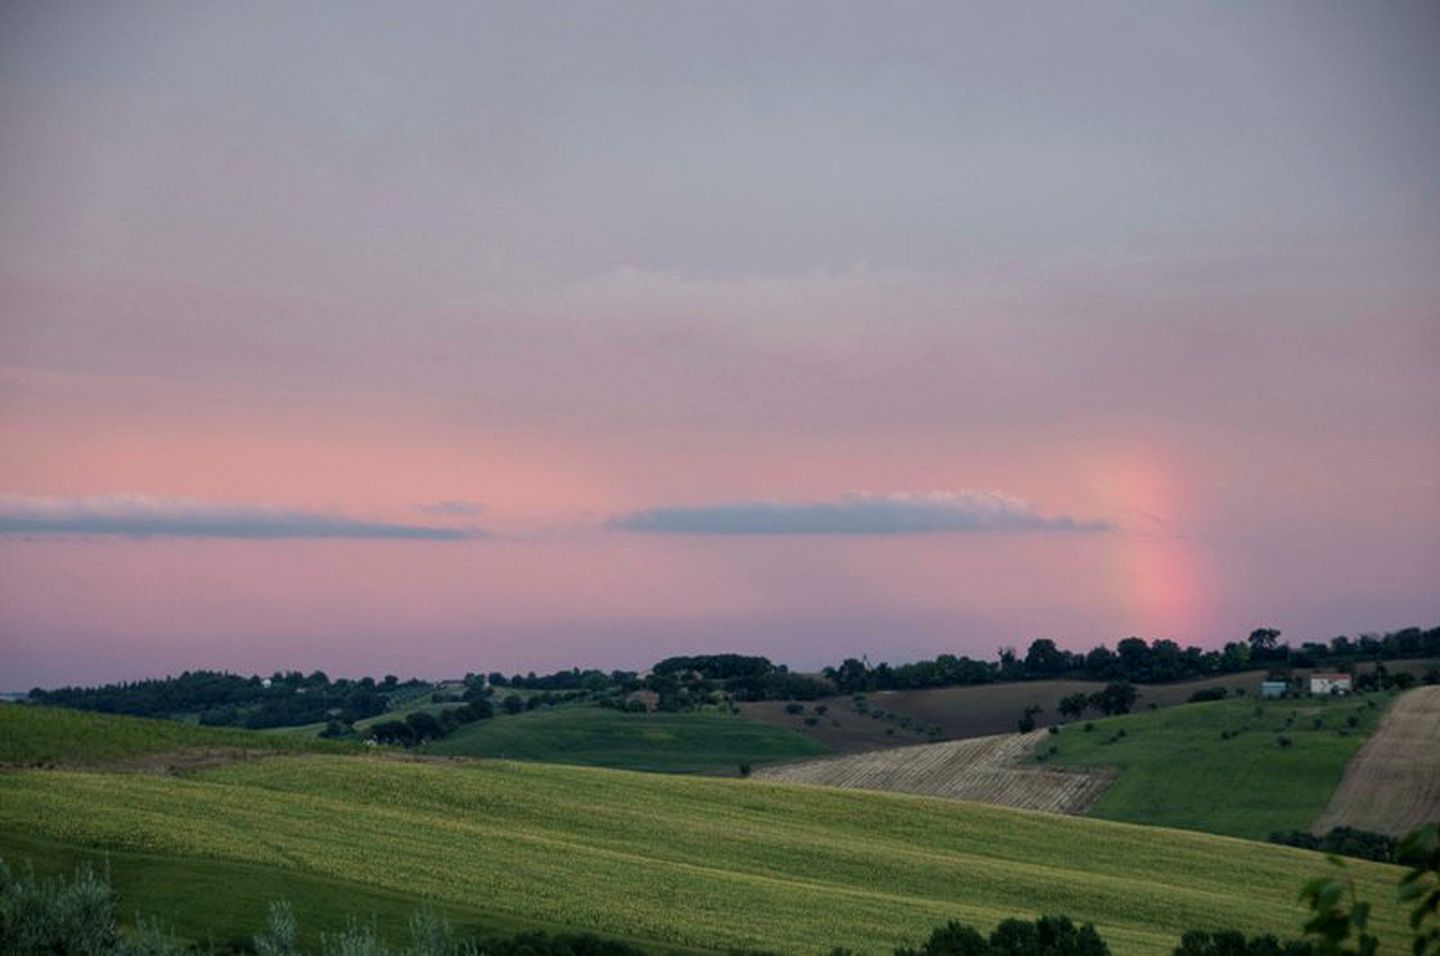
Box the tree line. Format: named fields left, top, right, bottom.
left=26, top=670, right=403, bottom=729
left=25, top=624, right=1439, bottom=729
left=822, top=624, right=1440, bottom=694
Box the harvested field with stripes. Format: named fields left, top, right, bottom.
left=1312, top=685, right=1440, bottom=836
left=753, top=731, right=1114, bottom=813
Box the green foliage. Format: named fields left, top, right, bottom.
left=897, top=915, right=1109, bottom=956
left=1268, top=829, right=1396, bottom=864
left=1297, top=861, right=1378, bottom=956
left=1173, top=930, right=1312, bottom=956
left=1397, top=825, right=1440, bottom=956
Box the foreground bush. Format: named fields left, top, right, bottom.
left=895, top=916, right=1109, bottom=956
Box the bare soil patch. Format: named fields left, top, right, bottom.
left=1312, top=685, right=1440, bottom=836
left=754, top=731, right=1115, bottom=814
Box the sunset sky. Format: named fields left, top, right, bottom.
left=2, top=2, right=1438, bottom=688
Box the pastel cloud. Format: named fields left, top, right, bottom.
left=609, top=492, right=1111, bottom=536
left=0, top=495, right=479, bottom=541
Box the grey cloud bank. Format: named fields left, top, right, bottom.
left=0, top=495, right=478, bottom=540
left=610, top=492, right=1111, bottom=535
left=419, top=500, right=487, bottom=516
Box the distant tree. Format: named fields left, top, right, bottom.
left=368, top=720, right=414, bottom=746
left=502, top=695, right=525, bottom=715
left=1249, top=629, right=1282, bottom=655
left=1023, top=639, right=1070, bottom=678
left=1089, top=682, right=1138, bottom=716
left=1058, top=693, right=1089, bottom=720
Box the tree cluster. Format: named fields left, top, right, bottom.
left=27, top=670, right=395, bottom=729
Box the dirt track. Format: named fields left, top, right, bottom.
left=1312, top=686, right=1440, bottom=836
left=753, top=731, right=1114, bottom=814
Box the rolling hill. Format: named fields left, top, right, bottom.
left=0, top=703, right=351, bottom=766
left=1040, top=691, right=1397, bottom=840
left=420, top=704, right=829, bottom=772
left=0, top=741, right=1413, bottom=955
left=740, top=660, right=1440, bottom=752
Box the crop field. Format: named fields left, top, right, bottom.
left=1313, top=686, right=1440, bottom=836
left=754, top=731, right=1113, bottom=813
left=1041, top=692, right=1396, bottom=840
left=421, top=704, right=828, bottom=772
left=0, top=752, right=1412, bottom=955
left=0, top=704, right=348, bottom=766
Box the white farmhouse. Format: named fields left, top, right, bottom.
left=1309, top=672, right=1352, bottom=695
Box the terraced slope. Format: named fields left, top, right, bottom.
left=754, top=731, right=1113, bottom=813
left=0, top=754, right=1410, bottom=955
left=1313, top=686, right=1440, bottom=836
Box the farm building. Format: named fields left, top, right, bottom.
left=1260, top=680, right=1289, bottom=699
left=1309, top=673, right=1353, bottom=695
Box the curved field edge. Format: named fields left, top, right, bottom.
left=0, top=704, right=353, bottom=765
left=1314, top=686, right=1440, bottom=836
left=1040, top=693, right=1398, bottom=840
left=0, top=755, right=1409, bottom=955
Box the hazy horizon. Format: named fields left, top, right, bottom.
left=3, top=2, right=1438, bottom=688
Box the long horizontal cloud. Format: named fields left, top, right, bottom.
left=609, top=492, right=1111, bottom=535
left=0, top=495, right=479, bottom=540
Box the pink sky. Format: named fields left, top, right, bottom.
left=2, top=3, right=1438, bottom=687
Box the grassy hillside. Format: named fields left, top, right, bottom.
left=0, top=753, right=1411, bottom=955
left=1040, top=692, right=1395, bottom=840
left=421, top=704, right=828, bottom=772
left=0, top=704, right=351, bottom=765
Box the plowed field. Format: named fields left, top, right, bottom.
left=753, top=731, right=1113, bottom=813
left=1312, top=685, right=1440, bottom=836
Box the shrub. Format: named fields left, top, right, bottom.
left=1189, top=687, right=1228, bottom=703
left=784, top=703, right=804, bottom=715
left=897, top=915, right=1109, bottom=956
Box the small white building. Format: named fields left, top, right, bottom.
left=1309, top=673, right=1352, bottom=695
left=1260, top=680, right=1289, bottom=699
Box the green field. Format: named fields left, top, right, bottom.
left=420, top=704, right=830, bottom=772
left=1042, top=693, right=1394, bottom=840
left=0, top=751, right=1412, bottom=956
left=0, top=704, right=351, bottom=765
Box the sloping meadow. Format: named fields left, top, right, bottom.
left=0, top=753, right=1412, bottom=954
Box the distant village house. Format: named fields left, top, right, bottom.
left=1308, top=672, right=1352, bottom=695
